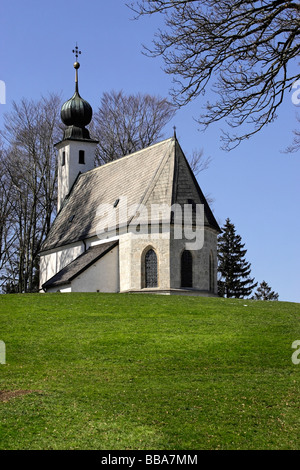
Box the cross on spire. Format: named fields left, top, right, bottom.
left=72, top=44, right=81, bottom=93
left=72, top=44, right=81, bottom=61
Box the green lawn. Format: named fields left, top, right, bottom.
left=0, top=293, right=299, bottom=450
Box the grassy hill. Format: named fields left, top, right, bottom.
left=0, top=293, right=299, bottom=450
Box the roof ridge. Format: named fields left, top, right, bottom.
left=82, top=136, right=174, bottom=175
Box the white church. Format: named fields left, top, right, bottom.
left=39, top=55, right=221, bottom=296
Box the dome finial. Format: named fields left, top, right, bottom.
left=60, top=44, right=94, bottom=140
left=72, top=43, right=81, bottom=93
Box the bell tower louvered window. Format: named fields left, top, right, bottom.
left=181, top=250, right=193, bottom=288
left=145, top=249, right=158, bottom=288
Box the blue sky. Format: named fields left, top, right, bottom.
left=1, top=0, right=299, bottom=302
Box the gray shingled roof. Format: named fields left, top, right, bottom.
left=42, top=240, right=118, bottom=290
left=41, top=137, right=220, bottom=253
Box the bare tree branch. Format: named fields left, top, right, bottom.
left=128, top=0, right=300, bottom=150
left=285, top=113, right=300, bottom=153
left=0, top=94, right=62, bottom=292
left=90, top=90, right=176, bottom=164
left=188, top=148, right=212, bottom=176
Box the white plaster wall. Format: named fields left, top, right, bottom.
left=71, top=245, right=119, bottom=292
left=44, top=285, right=72, bottom=293
left=41, top=245, right=119, bottom=293
left=60, top=286, right=72, bottom=293
left=56, top=139, right=98, bottom=212
left=39, top=243, right=84, bottom=291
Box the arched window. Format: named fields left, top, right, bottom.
left=145, top=249, right=158, bottom=288
left=79, top=150, right=85, bottom=164
left=209, top=251, right=215, bottom=293
left=181, top=250, right=193, bottom=288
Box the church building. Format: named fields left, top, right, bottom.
left=39, top=54, right=221, bottom=295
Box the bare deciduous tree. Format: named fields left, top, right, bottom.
left=91, top=90, right=176, bottom=164
left=285, top=113, right=300, bottom=153
left=128, top=0, right=300, bottom=150
left=91, top=89, right=211, bottom=176
left=0, top=142, right=17, bottom=286
left=188, top=148, right=214, bottom=205
left=0, top=94, right=62, bottom=292
left=188, top=148, right=211, bottom=177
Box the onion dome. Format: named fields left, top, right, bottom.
left=60, top=58, right=93, bottom=141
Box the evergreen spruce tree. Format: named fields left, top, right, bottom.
left=218, top=218, right=257, bottom=298
left=252, top=281, right=279, bottom=301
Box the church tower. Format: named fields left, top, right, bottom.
left=55, top=45, right=98, bottom=212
